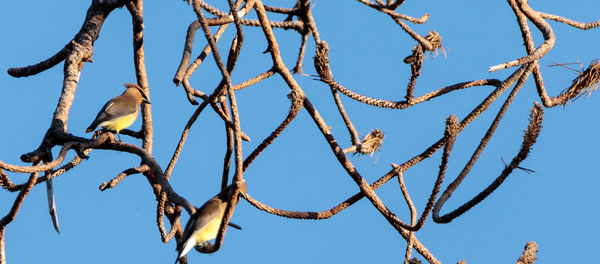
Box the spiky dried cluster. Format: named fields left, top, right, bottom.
left=355, top=129, right=385, bottom=156
left=560, top=60, right=600, bottom=104
left=425, top=31, right=442, bottom=52
left=313, top=41, right=333, bottom=83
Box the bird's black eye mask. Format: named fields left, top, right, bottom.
left=140, top=91, right=151, bottom=104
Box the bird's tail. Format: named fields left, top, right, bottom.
left=174, top=246, right=181, bottom=264
left=175, top=239, right=195, bottom=264
left=228, top=222, right=242, bottom=230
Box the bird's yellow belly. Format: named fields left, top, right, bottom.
left=194, top=216, right=222, bottom=244
left=100, top=112, right=139, bottom=132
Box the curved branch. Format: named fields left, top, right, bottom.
left=99, top=165, right=150, bottom=191
left=401, top=115, right=459, bottom=231
left=164, top=100, right=210, bottom=179
left=127, top=1, right=153, bottom=153
left=328, top=78, right=501, bottom=109
left=173, top=20, right=202, bottom=86
left=0, top=166, right=39, bottom=263
left=397, top=171, right=417, bottom=264
left=489, top=0, right=555, bottom=72
left=241, top=189, right=438, bottom=263
left=91, top=135, right=196, bottom=214
left=1, top=143, right=80, bottom=173
left=243, top=90, right=304, bottom=171
left=7, top=45, right=69, bottom=78
left=539, top=12, right=600, bottom=30
left=433, top=102, right=543, bottom=223
left=314, top=41, right=501, bottom=109
left=0, top=149, right=90, bottom=192
left=243, top=64, right=531, bottom=226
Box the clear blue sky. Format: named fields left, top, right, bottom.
left=1, top=0, right=599, bottom=263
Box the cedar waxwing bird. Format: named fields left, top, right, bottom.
left=175, top=188, right=241, bottom=263
left=85, top=83, right=150, bottom=141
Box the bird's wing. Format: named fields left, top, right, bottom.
left=177, top=198, right=223, bottom=251
left=87, top=100, right=112, bottom=131
left=89, top=95, right=138, bottom=128
left=92, top=101, right=113, bottom=123
left=103, top=96, right=138, bottom=120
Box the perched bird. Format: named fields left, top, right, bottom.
left=85, top=83, right=150, bottom=140
left=175, top=188, right=241, bottom=263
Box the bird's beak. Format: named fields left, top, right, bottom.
left=141, top=94, right=151, bottom=105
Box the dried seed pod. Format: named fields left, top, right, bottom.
left=355, top=129, right=385, bottom=156
left=560, top=60, right=600, bottom=104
